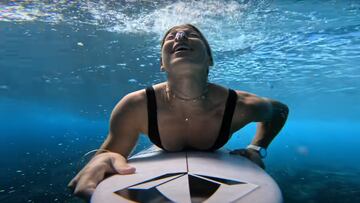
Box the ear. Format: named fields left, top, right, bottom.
left=160, top=56, right=166, bottom=71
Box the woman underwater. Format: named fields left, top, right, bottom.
left=68, top=24, right=289, bottom=200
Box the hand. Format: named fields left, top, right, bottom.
left=229, top=148, right=265, bottom=169
left=68, top=152, right=136, bottom=201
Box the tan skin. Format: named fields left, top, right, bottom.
left=68, top=25, right=289, bottom=201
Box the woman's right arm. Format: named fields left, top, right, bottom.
left=68, top=90, right=147, bottom=201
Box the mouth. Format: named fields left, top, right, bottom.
left=172, top=44, right=192, bottom=53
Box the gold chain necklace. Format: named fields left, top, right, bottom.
left=165, top=83, right=209, bottom=122
left=165, top=84, right=209, bottom=102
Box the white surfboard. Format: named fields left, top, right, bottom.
left=91, top=146, right=283, bottom=203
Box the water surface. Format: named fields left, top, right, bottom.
left=1, top=0, right=359, bottom=202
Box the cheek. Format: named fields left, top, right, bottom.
left=161, top=45, right=173, bottom=62
left=195, top=45, right=208, bottom=60
left=162, top=41, right=173, bottom=53
left=193, top=41, right=208, bottom=56
left=161, top=52, right=169, bottom=66
left=165, top=45, right=173, bottom=54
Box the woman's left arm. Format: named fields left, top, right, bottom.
left=230, top=95, right=289, bottom=169
left=250, top=99, right=289, bottom=148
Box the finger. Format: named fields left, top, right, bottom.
left=111, top=156, right=136, bottom=175
left=74, top=165, right=107, bottom=192
left=73, top=183, right=95, bottom=201
left=118, top=165, right=136, bottom=174
left=78, top=188, right=94, bottom=202
left=255, top=160, right=265, bottom=169
left=73, top=169, right=102, bottom=197
left=68, top=172, right=84, bottom=190
left=257, top=160, right=266, bottom=169
left=68, top=166, right=90, bottom=189
left=68, top=178, right=77, bottom=190
left=229, top=149, right=242, bottom=154
left=246, top=154, right=265, bottom=169
left=230, top=149, right=248, bottom=157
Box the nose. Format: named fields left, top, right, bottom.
left=175, top=31, right=187, bottom=41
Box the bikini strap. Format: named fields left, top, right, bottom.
left=145, top=86, right=164, bottom=149
left=208, top=89, right=238, bottom=151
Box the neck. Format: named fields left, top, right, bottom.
left=166, top=74, right=208, bottom=102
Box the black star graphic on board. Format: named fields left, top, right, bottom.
left=114, top=172, right=248, bottom=203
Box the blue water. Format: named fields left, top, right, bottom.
left=1, top=0, right=360, bottom=202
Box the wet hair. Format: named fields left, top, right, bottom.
left=160, top=24, right=214, bottom=66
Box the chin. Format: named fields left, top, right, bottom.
left=171, top=58, right=202, bottom=67
left=169, top=65, right=205, bottom=77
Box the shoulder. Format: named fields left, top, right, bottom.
left=110, top=88, right=148, bottom=132
left=234, top=90, right=270, bottom=106
left=208, top=84, right=269, bottom=108
left=233, top=90, right=289, bottom=122
left=112, top=89, right=147, bottom=114
left=233, top=90, right=273, bottom=122
left=111, top=82, right=167, bottom=119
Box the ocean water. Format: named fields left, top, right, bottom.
left=1, top=0, right=359, bottom=202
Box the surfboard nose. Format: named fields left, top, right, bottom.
left=91, top=148, right=282, bottom=203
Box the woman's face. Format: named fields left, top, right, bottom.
left=161, top=26, right=212, bottom=75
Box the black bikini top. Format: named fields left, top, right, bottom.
left=145, top=86, right=237, bottom=152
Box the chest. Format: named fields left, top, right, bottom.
left=156, top=103, right=226, bottom=151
